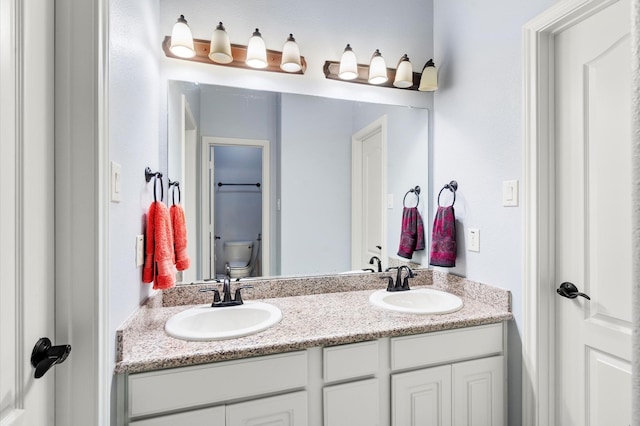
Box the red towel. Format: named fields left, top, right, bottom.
left=429, top=205, right=457, bottom=267
left=142, top=201, right=176, bottom=290
left=170, top=204, right=190, bottom=271
left=397, top=207, right=425, bottom=259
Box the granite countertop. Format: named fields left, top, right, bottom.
left=115, top=270, right=513, bottom=375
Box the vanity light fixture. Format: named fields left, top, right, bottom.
left=169, top=15, right=195, bottom=58
left=209, top=22, right=233, bottom=64
left=324, top=48, right=437, bottom=92
left=280, top=34, right=302, bottom=72
left=393, top=54, right=413, bottom=88
left=163, top=18, right=307, bottom=75
left=368, top=49, right=388, bottom=85
left=418, top=59, right=438, bottom=91
left=338, top=44, right=358, bottom=80
left=246, top=28, right=268, bottom=68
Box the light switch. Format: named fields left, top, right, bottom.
left=468, top=228, right=480, bottom=252
left=387, top=194, right=394, bottom=209
left=111, top=161, right=122, bottom=202
left=135, top=235, right=144, bottom=266
left=502, top=180, right=519, bottom=207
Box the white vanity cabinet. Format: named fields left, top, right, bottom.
left=390, top=324, right=505, bottom=426
left=322, top=341, right=381, bottom=425
left=118, top=323, right=506, bottom=426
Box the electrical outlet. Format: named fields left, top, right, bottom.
left=468, top=228, right=480, bottom=252
left=135, top=235, right=144, bottom=266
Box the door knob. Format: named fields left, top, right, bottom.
left=31, top=337, right=71, bottom=379
left=556, top=282, right=591, bottom=300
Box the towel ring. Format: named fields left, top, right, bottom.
left=153, top=174, right=164, bottom=202
left=437, top=180, right=458, bottom=207
left=403, top=186, right=421, bottom=208
left=169, top=179, right=181, bottom=205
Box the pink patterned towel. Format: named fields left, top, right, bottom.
left=429, top=205, right=457, bottom=267
left=397, top=207, right=425, bottom=259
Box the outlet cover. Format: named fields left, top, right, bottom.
left=468, top=228, right=480, bottom=252
left=135, top=235, right=144, bottom=266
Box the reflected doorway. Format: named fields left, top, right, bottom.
left=202, top=137, right=271, bottom=279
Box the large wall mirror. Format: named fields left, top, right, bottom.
left=168, top=80, right=429, bottom=282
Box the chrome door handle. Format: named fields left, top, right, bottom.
left=556, top=282, right=591, bottom=300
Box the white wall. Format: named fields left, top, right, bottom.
left=108, top=0, right=160, bottom=421
left=432, top=1, right=557, bottom=424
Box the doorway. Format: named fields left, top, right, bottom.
left=351, top=116, right=388, bottom=271
left=523, top=0, right=633, bottom=424
left=202, top=137, right=270, bottom=279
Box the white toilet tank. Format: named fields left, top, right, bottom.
left=224, top=241, right=253, bottom=268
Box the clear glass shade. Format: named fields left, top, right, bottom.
left=246, top=29, right=268, bottom=68
left=418, top=59, right=438, bottom=91
left=338, top=44, right=358, bottom=80
left=170, top=15, right=195, bottom=58
left=209, top=22, right=233, bottom=64
left=368, top=49, right=388, bottom=85
left=393, top=54, right=413, bottom=88
left=280, top=34, right=302, bottom=72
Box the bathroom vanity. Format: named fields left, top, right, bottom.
left=115, top=270, right=512, bottom=426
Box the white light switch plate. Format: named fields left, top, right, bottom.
left=468, top=228, right=480, bottom=252
left=110, top=161, right=122, bottom=202
left=502, top=180, right=519, bottom=206
left=387, top=194, right=394, bottom=209
left=135, top=235, right=144, bottom=266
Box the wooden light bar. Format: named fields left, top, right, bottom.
left=162, top=36, right=307, bottom=75
left=322, top=60, right=423, bottom=91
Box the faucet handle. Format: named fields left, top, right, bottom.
left=233, top=285, right=254, bottom=304
left=380, top=276, right=394, bottom=292
left=199, top=288, right=221, bottom=306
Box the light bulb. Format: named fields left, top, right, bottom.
left=280, top=34, right=302, bottom=72
left=209, top=22, right=233, bottom=64
left=246, top=28, right=267, bottom=68
left=393, top=54, right=413, bottom=88
left=169, top=15, right=195, bottom=59
left=368, top=49, right=388, bottom=85
left=338, top=44, right=358, bottom=80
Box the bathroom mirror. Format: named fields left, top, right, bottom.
left=167, top=80, right=429, bottom=282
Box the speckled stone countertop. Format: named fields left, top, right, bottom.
left=115, top=269, right=512, bottom=375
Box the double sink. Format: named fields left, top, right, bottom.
left=165, top=286, right=464, bottom=342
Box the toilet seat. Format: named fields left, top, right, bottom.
left=229, top=264, right=252, bottom=278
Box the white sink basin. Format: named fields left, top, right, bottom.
left=369, top=288, right=463, bottom=315
left=165, top=301, right=282, bottom=341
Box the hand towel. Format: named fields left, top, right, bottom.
left=397, top=207, right=425, bottom=259
left=142, top=201, right=176, bottom=290
left=429, top=205, right=457, bottom=267
left=170, top=204, right=190, bottom=271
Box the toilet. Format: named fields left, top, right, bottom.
left=224, top=240, right=254, bottom=278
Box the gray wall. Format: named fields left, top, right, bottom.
left=433, top=1, right=558, bottom=424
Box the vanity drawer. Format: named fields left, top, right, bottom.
left=127, top=351, right=307, bottom=419
left=390, top=323, right=503, bottom=371
left=323, top=340, right=379, bottom=383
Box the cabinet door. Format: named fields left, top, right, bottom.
left=226, top=391, right=308, bottom=426
left=323, top=378, right=380, bottom=426
left=452, top=356, right=504, bottom=426
left=129, top=405, right=225, bottom=426
left=391, top=365, right=451, bottom=426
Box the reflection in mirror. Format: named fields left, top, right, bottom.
left=168, top=81, right=429, bottom=282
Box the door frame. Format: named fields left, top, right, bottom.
left=201, top=136, right=271, bottom=279
left=521, top=0, right=637, bottom=424
left=351, top=116, right=388, bottom=271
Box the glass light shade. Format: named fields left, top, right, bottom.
left=368, top=49, right=388, bottom=85
left=246, top=28, right=268, bottom=68
left=280, top=34, right=302, bottom=72
left=338, top=44, right=358, bottom=80
left=393, top=54, right=414, bottom=88
left=418, top=59, right=438, bottom=91
left=170, top=15, right=195, bottom=58
left=209, top=22, right=233, bottom=64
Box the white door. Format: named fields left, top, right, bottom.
left=0, top=0, right=60, bottom=424
left=352, top=117, right=387, bottom=271
left=554, top=0, right=631, bottom=424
